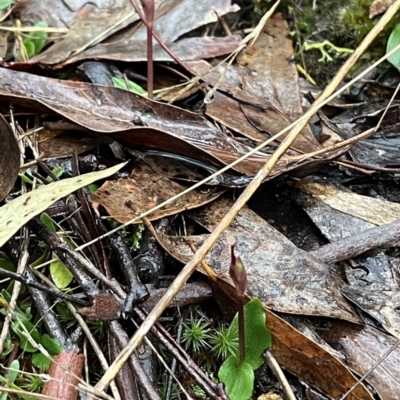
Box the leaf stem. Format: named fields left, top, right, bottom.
left=238, top=297, right=245, bottom=364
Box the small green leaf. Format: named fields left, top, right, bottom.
left=50, top=253, right=73, bottom=289
left=22, top=21, right=49, bottom=59
left=31, top=352, right=51, bottom=371
left=0, top=257, right=15, bottom=272
left=126, top=80, right=146, bottom=95
left=111, top=77, right=146, bottom=95
left=40, top=213, right=56, bottom=233
left=0, top=0, right=13, bottom=11
left=219, top=357, right=254, bottom=400
left=229, top=298, right=272, bottom=369
left=387, top=24, right=400, bottom=71
left=18, top=172, right=34, bottom=185
left=88, top=184, right=99, bottom=193
left=40, top=334, right=63, bottom=355
left=11, top=318, right=40, bottom=353
left=112, top=77, right=128, bottom=90
left=7, top=360, right=20, bottom=386
left=51, top=166, right=64, bottom=179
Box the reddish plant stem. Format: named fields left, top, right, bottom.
left=140, top=0, right=154, bottom=98
left=129, top=0, right=190, bottom=73
left=238, top=297, right=245, bottom=364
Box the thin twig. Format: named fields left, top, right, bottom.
left=264, top=349, right=296, bottom=400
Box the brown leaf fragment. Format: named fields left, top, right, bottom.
left=294, top=181, right=400, bottom=225
left=39, top=130, right=112, bottom=159
left=322, top=321, right=400, bottom=400
left=79, top=292, right=122, bottom=320
left=91, top=161, right=225, bottom=223
left=206, top=91, right=269, bottom=143
left=0, top=115, right=20, bottom=202
left=67, top=36, right=242, bottom=64
left=341, top=287, right=400, bottom=339
left=369, top=0, right=393, bottom=18
left=236, top=14, right=321, bottom=153
left=42, top=350, right=85, bottom=400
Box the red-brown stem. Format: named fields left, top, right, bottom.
left=140, top=0, right=154, bottom=98
left=238, top=296, right=245, bottom=364
left=129, top=0, right=190, bottom=73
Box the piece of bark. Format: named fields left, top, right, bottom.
left=42, top=350, right=85, bottom=400
left=309, top=219, right=400, bottom=264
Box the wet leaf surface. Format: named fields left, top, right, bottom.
left=294, top=181, right=400, bottom=225
left=91, top=161, right=225, bottom=223
left=16, top=0, right=139, bottom=64
left=235, top=14, right=321, bottom=154
left=0, top=115, right=20, bottom=201
left=67, top=34, right=242, bottom=64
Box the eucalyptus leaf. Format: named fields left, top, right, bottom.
left=387, top=24, right=400, bottom=71
left=219, top=357, right=254, bottom=400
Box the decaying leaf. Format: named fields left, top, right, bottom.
left=91, top=161, right=225, bottom=223
left=0, top=163, right=125, bottom=247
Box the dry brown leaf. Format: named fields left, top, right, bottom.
left=369, top=0, right=393, bottom=18
left=322, top=321, right=400, bottom=400
left=91, top=161, right=225, bottom=223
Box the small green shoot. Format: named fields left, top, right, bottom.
left=387, top=24, right=400, bottom=70
left=218, top=246, right=271, bottom=400
left=21, top=21, right=49, bottom=59
left=112, top=76, right=146, bottom=95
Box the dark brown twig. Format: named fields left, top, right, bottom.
left=110, top=321, right=161, bottom=400
left=96, top=218, right=149, bottom=316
